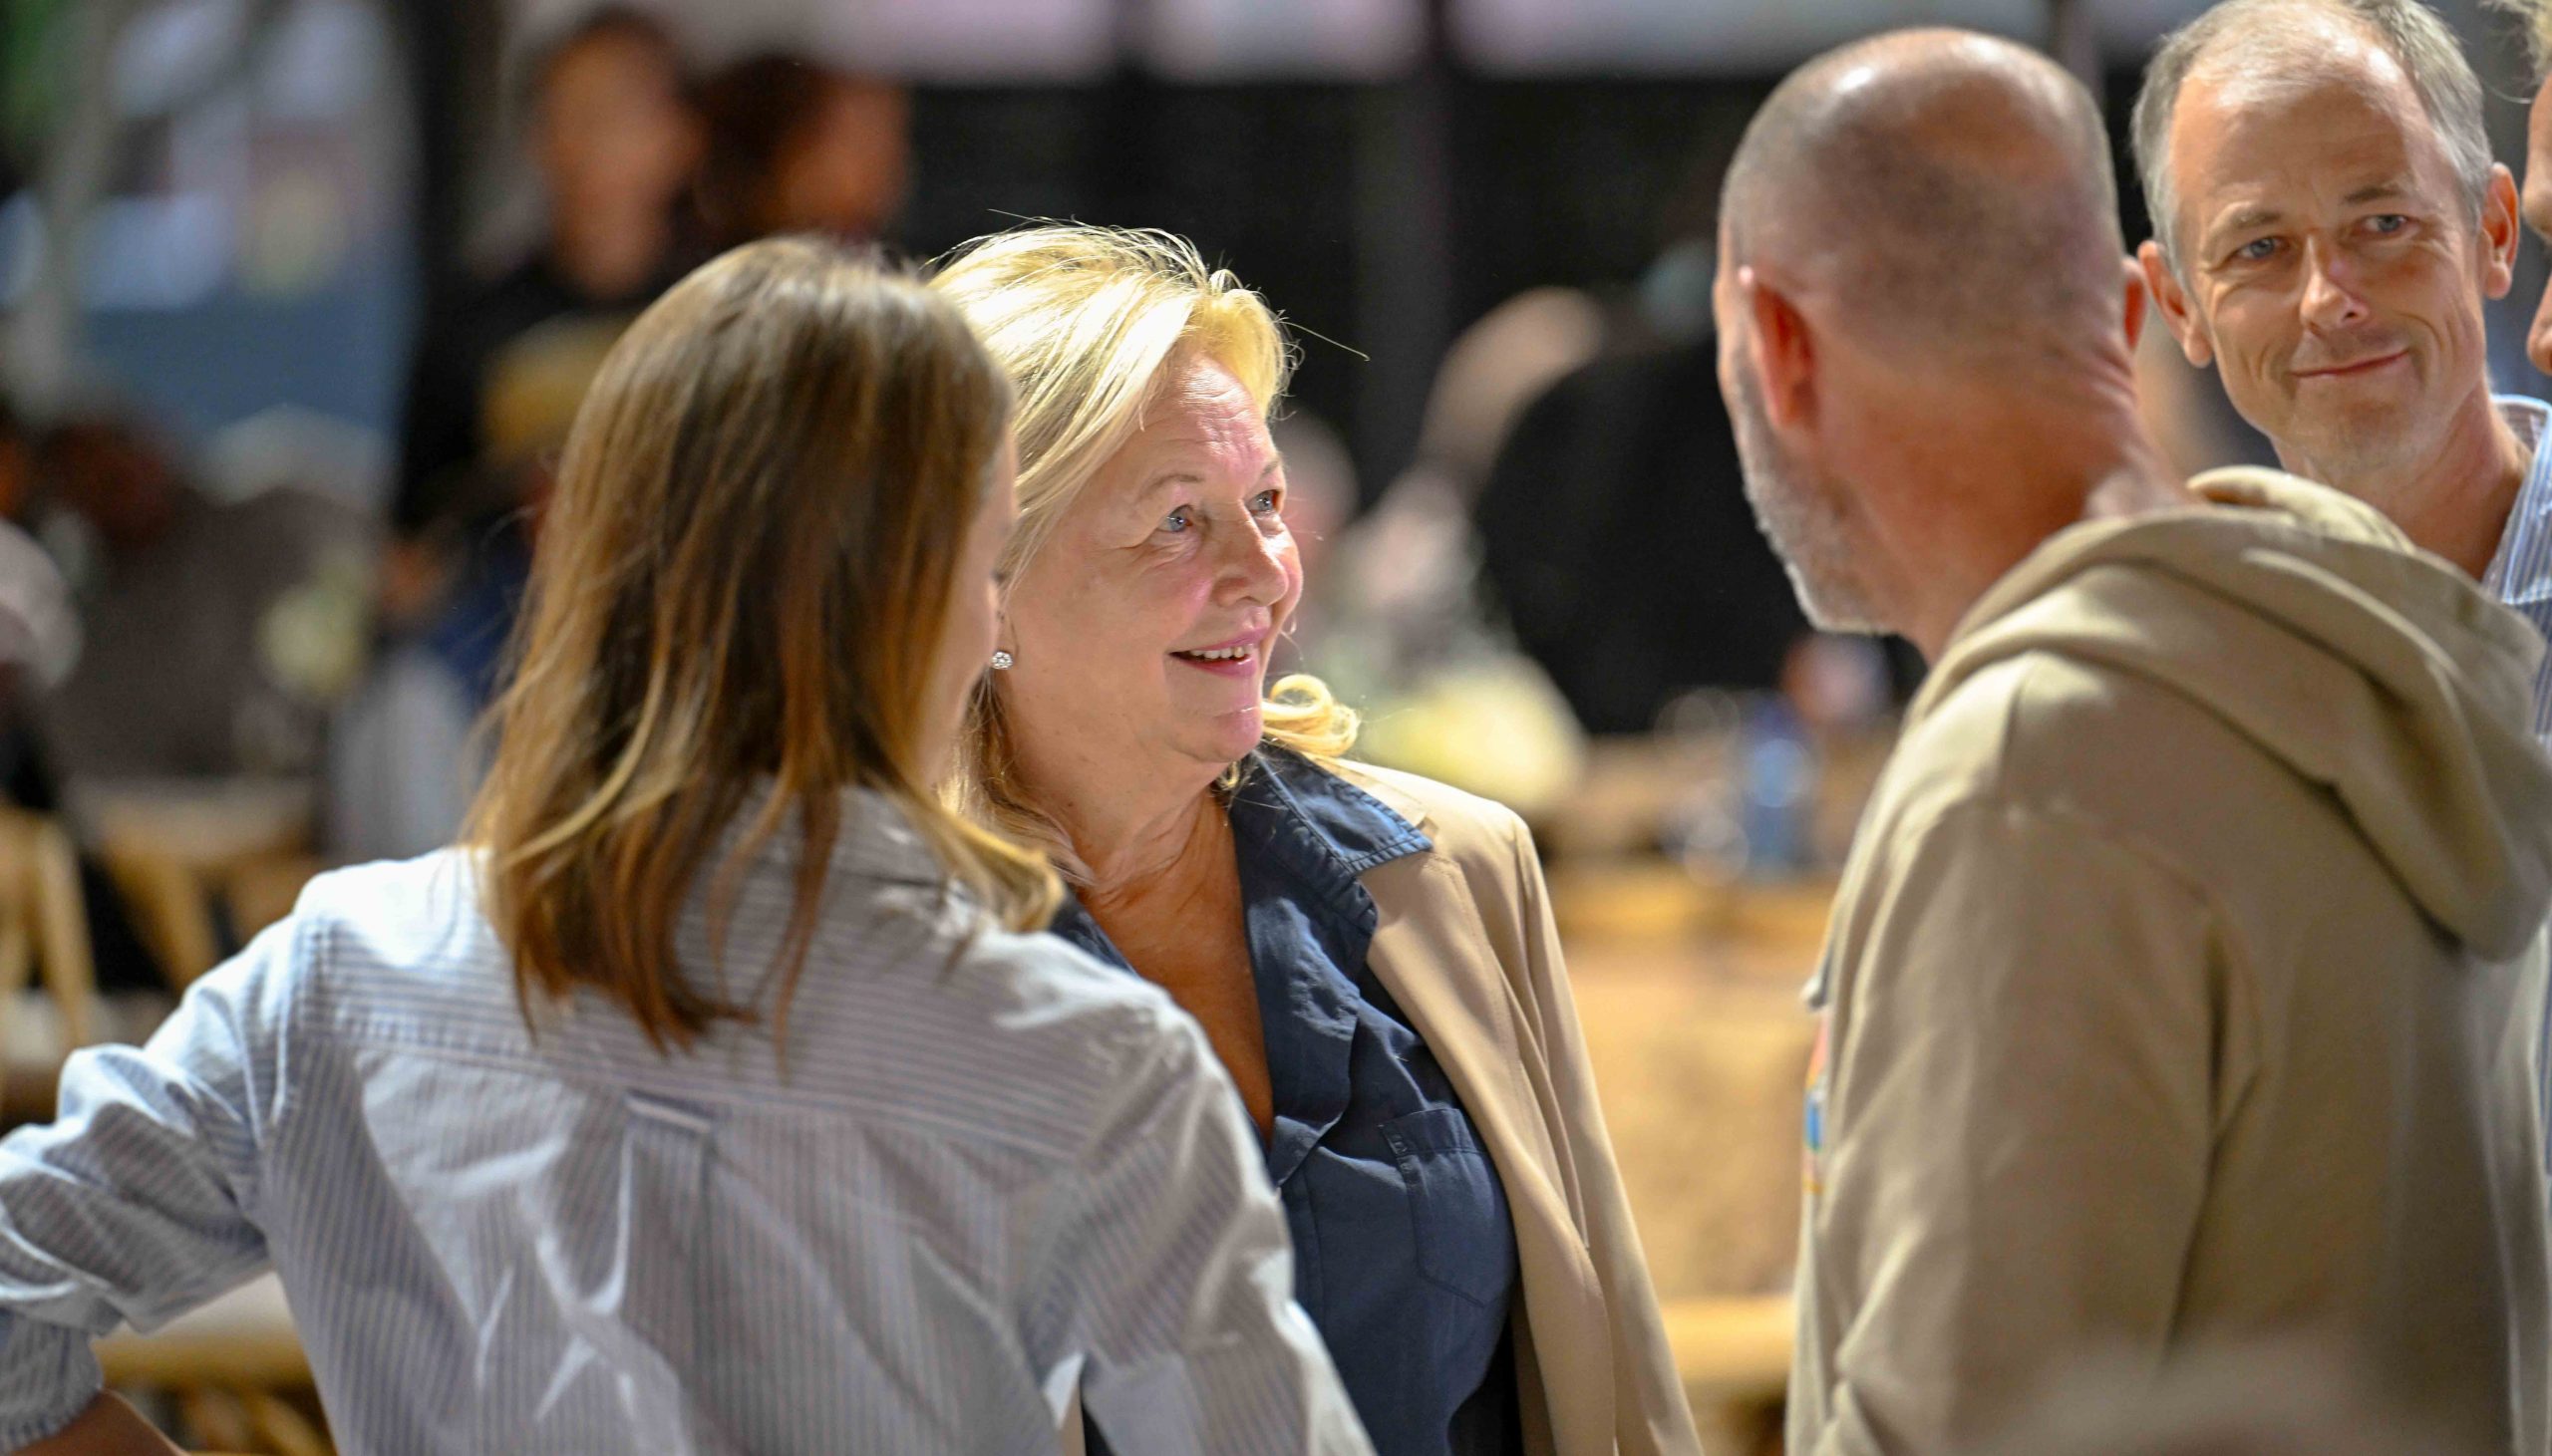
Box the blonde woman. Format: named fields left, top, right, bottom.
left=937, top=226, right=1699, bottom=1456
left=0, top=240, right=1368, bottom=1456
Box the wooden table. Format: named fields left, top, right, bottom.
left=97, top=1276, right=307, bottom=1389
left=98, top=1275, right=326, bottom=1454
left=1557, top=862, right=1832, bottom=1450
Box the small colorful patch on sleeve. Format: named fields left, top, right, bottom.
left=1802, top=1011, right=1829, bottom=1195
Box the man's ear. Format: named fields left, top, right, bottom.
left=2481, top=161, right=2521, bottom=302
left=2121, top=254, right=2149, bottom=353
left=2135, top=239, right=2213, bottom=368
left=1744, top=267, right=1817, bottom=429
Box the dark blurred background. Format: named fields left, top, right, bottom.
left=26, top=0, right=2531, bottom=491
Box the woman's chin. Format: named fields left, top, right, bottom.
left=1191, top=702, right=1265, bottom=765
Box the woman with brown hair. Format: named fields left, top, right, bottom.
left=0, top=239, right=1368, bottom=1456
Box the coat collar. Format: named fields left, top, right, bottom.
left=1347, top=790, right=1619, bottom=1453
left=1317, top=755, right=1438, bottom=839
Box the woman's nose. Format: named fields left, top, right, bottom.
left=1219, top=520, right=1293, bottom=604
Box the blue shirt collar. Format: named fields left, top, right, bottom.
left=1045, top=747, right=1432, bottom=965
left=1230, top=747, right=1433, bottom=886
left=1042, top=748, right=1436, bottom=1193
left=2484, top=394, right=2552, bottom=599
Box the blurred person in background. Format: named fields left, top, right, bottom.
left=0, top=239, right=1372, bottom=1456
left=1722, top=29, right=2552, bottom=1456
left=1301, top=296, right=1595, bottom=819
left=0, top=396, right=164, bottom=1002
left=392, top=5, right=700, bottom=550
left=936, top=225, right=1698, bottom=1456
left=1475, top=139, right=1820, bottom=736
left=30, top=406, right=362, bottom=786
left=2132, top=0, right=2547, bottom=731
left=348, top=5, right=701, bottom=861
left=694, top=53, right=910, bottom=251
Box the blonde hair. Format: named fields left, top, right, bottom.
left=930, top=224, right=1357, bottom=870
left=469, top=236, right=1057, bottom=1052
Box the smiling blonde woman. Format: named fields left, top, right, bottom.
left=937, top=225, right=1699, bottom=1456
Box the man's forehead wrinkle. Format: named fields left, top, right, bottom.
left=2181, top=30, right=2415, bottom=136
left=2175, top=66, right=2430, bottom=214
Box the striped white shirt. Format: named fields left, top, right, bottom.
left=0, top=795, right=1371, bottom=1455
left=2482, top=397, right=2552, bottom=1225
left=2485, top=394, right=2552, bottom=741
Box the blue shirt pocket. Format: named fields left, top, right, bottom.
left=1380, top=1106, right=1514, bottom=1310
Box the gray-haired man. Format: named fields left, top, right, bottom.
left=2133, top=0, right=2552, bottom=715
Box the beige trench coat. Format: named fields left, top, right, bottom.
left=1336, top=760, right=1701, bottom=1456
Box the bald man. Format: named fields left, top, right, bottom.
left=1720, top=29, right=2552, bottom=1456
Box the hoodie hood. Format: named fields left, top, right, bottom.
left=1914, top=466, right=2552, bottom=960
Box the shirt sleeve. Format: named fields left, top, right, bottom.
left=0, top=916, right=295, bottom=1446
left=1802, top=798, right=2228, bottom=1456
left=1037, top=1007, right=1375, bottom=1456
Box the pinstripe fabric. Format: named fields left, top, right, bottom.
left=0, top=793, right=1372, bottom=1455
left=2485, top=395, right=2552, bottom=742
left=2491, top=397, right=2552, bottom=1223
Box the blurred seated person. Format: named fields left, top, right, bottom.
left=389, top=5, right=699, bottom=558
left=0, top=399, right=163, bottom=999
left=694, top=52, right=910, bottom=250
left=0, top=239, right=1371, bottom=1456
left=1296, top=298, right=1602, bottom=816
left=1475, top=265, right=1823, bottom=733
left=29, top=407, right=363, bottom=786
left=1322, top=287, right=1605, bottom=676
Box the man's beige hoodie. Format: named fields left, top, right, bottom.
left=1788, top=468, right=2552, bottom=1456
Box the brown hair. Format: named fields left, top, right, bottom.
left=468, top=235, right=1056, bottom=1052
left=694, top=53, right=901, bottom=246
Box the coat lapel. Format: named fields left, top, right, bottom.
left=1362, top=848, right=1616, bottom=1453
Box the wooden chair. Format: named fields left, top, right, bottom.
left=89, top=781, right=321, bottom=990
left=0, top=807, right=103, bottom=1118
left=100, top=1275, right=323, bottom=1456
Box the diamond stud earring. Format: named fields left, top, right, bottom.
left=990, top=650, right=1015, bottom=671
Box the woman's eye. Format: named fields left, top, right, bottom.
left=1249, top=489, right=1280, bottom=514
left=1160, top=508, right=1191, bottom=534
